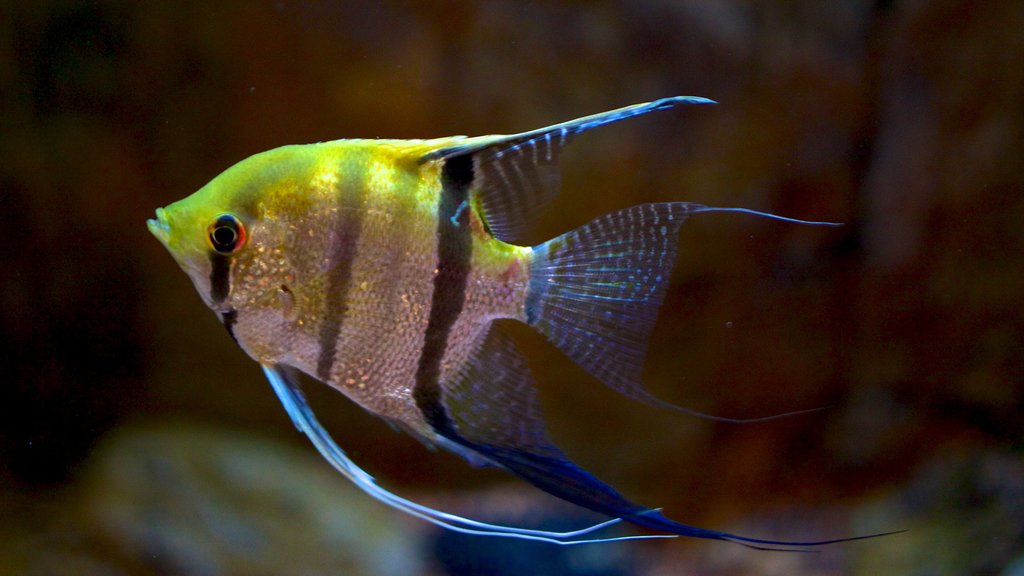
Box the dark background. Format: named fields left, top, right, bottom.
left=2, top=1, right=1022, bottom=575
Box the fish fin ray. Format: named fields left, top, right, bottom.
left=526, top=202, right=696, bottom=409
left=261, top=363, right=671, bottom=544
left=526, top=202, right=840, bottom=420
left=432, top=324, right=730, bottom=538
left=437, top=438, right=900, bottom=550
left=431, top=396, right=847, bottom=547
left=263, top=360, right=895, bottom=548
left=442, top=321, right=565, bottom=461
left=432, top=329, right=658, bottom=521
left=421, top=96, right=716, bottom=242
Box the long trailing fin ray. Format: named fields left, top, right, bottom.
left=428, top=340, right=895, bottom=549
left=432, top=326, right=765, bottom=542
left=260, top=364, right=672, bottom=545
left=420, top=96, right=716, bottom=242
left=527, top=202, right=841, bottom=422
left=263, top=328, right=897, bottom=547
left=428, top=327, right=716, bottom=532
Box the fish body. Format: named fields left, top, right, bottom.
left=149, top=97, right=885, bottom=548
left=152, top=138, right=529, bottom=441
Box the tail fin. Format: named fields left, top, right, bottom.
left=526, top=202, right=839, bottom=418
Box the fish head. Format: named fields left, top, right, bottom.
left=146, top=143, right=317, bottom=319
left=150, top=141, right=429, bottom=370
left=147, top=193, right=221, bottom=304
left=147, top=163, right=261, bottom=311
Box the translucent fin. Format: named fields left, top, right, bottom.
left=263, top=364, right=898, bottom=549
left=443, top=322, right=564, bottom=460
left=421, top=96, right=716, bottom=243
left=430, top=327, right=733, bottom=538
left=446, top=443, right=902, bottom=551
left=260, top=364, right=673, bottom=545
left=436, top=323, right=669, bottom=520
left=527, top=203, right=840, bottom=420
left=424, top=331, right=898, bottom=551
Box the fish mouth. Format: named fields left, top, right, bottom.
left=147, top=207, right=172, bottom=248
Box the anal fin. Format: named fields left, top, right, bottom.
left=429, top=325, right=896, bottom=549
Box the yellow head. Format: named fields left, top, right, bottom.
left=149, top=146, right=316, bottom=309
left=149, top=139, right=435, bottom=368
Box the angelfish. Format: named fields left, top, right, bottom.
left=148, top=97, right=886, bottom=549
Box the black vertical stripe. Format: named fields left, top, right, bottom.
left=414, top=155, right=474, bottom=431
left=315, top=188, right=368, bottom=382
left=220, top=308, right=239, bottom=344
left=209, top=253, right=231, bottom=304
left=210, top=250, right=238, bottom=348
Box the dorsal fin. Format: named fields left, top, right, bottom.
left=420, top=96, right=716, bottom=243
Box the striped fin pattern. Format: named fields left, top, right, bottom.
left=422, top=96, right=716, bottom=243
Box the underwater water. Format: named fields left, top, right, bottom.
left=2, top=1, right=1022, bottom=574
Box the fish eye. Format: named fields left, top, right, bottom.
left=207, top=213, right=246, bottom=254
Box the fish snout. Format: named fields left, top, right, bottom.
left=147, top=207, right=172, bottom=248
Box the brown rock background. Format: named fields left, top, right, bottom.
left=1, top=1, right=1022, bottom=574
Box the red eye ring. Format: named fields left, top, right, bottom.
left=207, top=213, right=246, bottom=254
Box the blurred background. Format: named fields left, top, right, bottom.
left=2, top=1, right=1022, bottom=574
